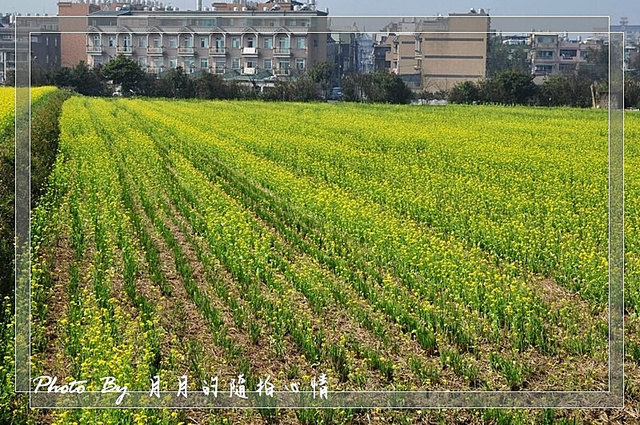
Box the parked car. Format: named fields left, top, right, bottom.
left=327, top=87, right=344, bottom=101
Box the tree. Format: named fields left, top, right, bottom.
left=102, top=55, right=146, bottom=95
left=342, top=71, right=412, bottom=104
left=308, top=60, right=333, bottom=98
left=261, top=77, right=319, bottom=102
left=342, top=73, right=368, bottom=102
left=481, top=70, right=539, bottom=105
left=486, top=36, right=531, bottom=78
left=72, top=62, right=107, bottom=96
left=539, top=74, right=591, bottom=107
left=49, top=67, right=74, bottom=89
left=625, top=79, right=640, bottom=108
left=194, top=72, right=229, bottom=99
left=156, top=67, right=195, bottom=98
left=578, top=43, right=608, bottom=82
left=448, top=81, right=481, bottom=104
left=486, top=36, right=511, bottom=78
left=627, top=50, right=640, bottom=82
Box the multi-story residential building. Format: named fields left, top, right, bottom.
left=356, top=32, right=374, bottom=74
left=0, top=15, right=14, bottom=84
left=327, top=22, right=359, bottom=86
left=73, top=0, right=327, bottom=81
left=1, top=14, right=60, bottom=84
left=58, top=1, right=100, bottom=67
left=529, top=33, right=602, bottom=80
left=381, top=11, right=490, bottom=93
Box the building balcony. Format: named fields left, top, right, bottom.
left=116, top=46, right=133, bottom=55
left=274, top=48, right=291, bottom=57
left=274, top=67, right=290, bottom=76
left=178, top=47, right=195, bottom=55
left=86, top=45, right=103, bottom=54
left=214, top=66, right=226, bottom=74
left=534, top=41, right=558, bottom=48
left=242, top=47, right=259, bottom=56
left=559, top=55, right=579, bottom=61
left=147, top=46, right=164, bottom=55
left=147, top=66, right=164, bottom=74
left=209, top=47, right=227, bottom=56
left=243, top=67, right=257, bottom=75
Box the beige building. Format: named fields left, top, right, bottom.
left=58, top=1, right=100, bottom=67
left=78, top=0, right=328, bottom=78
left=384, top=11, right=490, bottom=92
left=529, top=33, right=603, bottom=81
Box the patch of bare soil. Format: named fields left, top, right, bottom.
left=39, top=233, right=74, bottom=379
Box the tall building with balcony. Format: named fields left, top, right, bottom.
left=79, top=0, right=328, bottom=79
left=529, top=33, right=605, bottom=81
left=380, top=11, right=490, bottom=93
left=58, top=1, right=100, bottom=67
left=1, top=14, right=60, bottom=84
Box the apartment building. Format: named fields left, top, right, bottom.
left=76, top=0, right=327, bottom=79
left=529, top=33, right=602, bottom=80
left=382, top=11, right=490, bottom=92
left=0, top=14, right=60, bottom=84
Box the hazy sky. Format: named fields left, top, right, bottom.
left=3, top=0, right=637, bottom=26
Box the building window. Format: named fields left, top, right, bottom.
left=138, top=57, right=147, bottom=67
left=200, top=37, right=209, bottom=48
left=232, top=58, right=240, bottom=69
left=245, top=59, right=255, bottom=69
left=123, top=35, right=131, bottom=47
left=535, top=64, right=554, bottom=74
left=263, top=37, right=273, bottom=49
left=169, top=58, right=177, bottom=68
left=263, top=58, right=272, bottom=70
left=246, top=36, right=255, bottom=47
left=93, top=35, right=100, bottom=46
left=184, top=58, right=195, bottom=71
left=200, top=57, right=209, bottom=69
left=559, top=63, right=575, bottom=72
left=215, top=37, right=224, bottom=48
left=536, top=50, right=554, bottom=59
left=153, top=37, right=161, bottom=48
left=231, top=37, right=240, bottom=49
left=559, top=49, right=577, bottom=58
left=215, top=59, right=225, bottom=72
left=295, top=58, right=305, bottom=70
left=153, top=58, right=163, bottom=68
left=278, top=37, right=290, bottom=50
left=296, top=37, right=305, bottom=49
left=169, top=37, right=178, bottom=48
left=138, top=36, right=147, bottom=48
left=108, top=36, right=116, bottom=47
left=279, top=59, right=290, bottom=70
left=537, top=35, right=557, bottom=44
left=54, top=38, right=58, bottom=47
left=184, top=36, right=193, bottom=48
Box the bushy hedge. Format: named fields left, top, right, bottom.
left=449, top=69, right=640, bottom=108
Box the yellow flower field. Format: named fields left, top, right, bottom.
left=26, top=97, right=640, bottom=423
